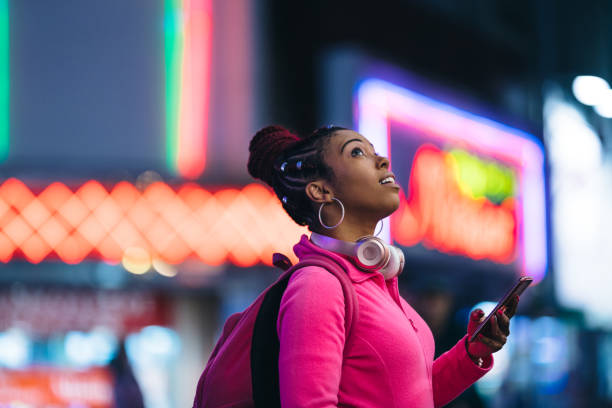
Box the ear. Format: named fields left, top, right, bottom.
left=305, top=180, right=333, bottom=203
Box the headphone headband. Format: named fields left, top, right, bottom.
left=309, top=232, right=404, bottom=280
left=310, top=232, right=358, bottom=257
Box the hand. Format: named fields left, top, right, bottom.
left=466, top=295, right=519, bottom=359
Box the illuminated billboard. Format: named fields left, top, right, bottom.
left=354, top=78, right=547, bottom=283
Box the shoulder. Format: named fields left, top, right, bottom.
left=287, top=265, right=344, bottom=294
left=278, top=265, right=346, bottom=336
left=279, top=266, right=345, bottom=317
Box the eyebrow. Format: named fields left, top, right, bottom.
left=340, top=138, right=374, bottom=153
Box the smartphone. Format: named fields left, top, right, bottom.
left=468, top=276, right=533, bottom=343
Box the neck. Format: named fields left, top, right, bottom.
left=315, top=215, right=379, bottom=242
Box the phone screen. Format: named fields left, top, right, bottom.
left=468, top=276, right=533, bottom=343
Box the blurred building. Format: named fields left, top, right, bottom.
left=0, top=1, right=610, bottom=407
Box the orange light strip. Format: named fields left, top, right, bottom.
left=0, top=179, right=306, bottom=266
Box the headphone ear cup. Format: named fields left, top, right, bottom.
left=379, top=246, right=404, bottom=280
left=396, top=247, right=405, bottom=276
left=355, top=237, right=389, bottom=270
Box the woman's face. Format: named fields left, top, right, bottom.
left=322, top=129, right=400, bottom=223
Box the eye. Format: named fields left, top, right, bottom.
left=351, top=147, right=365, bottom=157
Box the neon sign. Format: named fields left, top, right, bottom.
left=165, top=0, right=212, bottom=179
left=357, top=78, right=547, bottom=282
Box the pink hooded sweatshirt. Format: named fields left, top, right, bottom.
left=277, top=235, right=492, bottom=407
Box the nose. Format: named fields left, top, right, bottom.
left=376, top=155, right=390, bottom=169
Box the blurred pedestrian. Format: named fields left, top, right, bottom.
left=108, top=339, right=144, bottom=408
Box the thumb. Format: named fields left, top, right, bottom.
left=467, top=309, right=485, bottom=335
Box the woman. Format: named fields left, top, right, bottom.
left=247, top=125, right=516, bottom=407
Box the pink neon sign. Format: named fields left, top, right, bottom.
left=356, top=79, right=547, bottom=283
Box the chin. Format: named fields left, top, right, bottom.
left=380, top=195, right=400, bottom=218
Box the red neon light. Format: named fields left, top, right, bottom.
left=0, top=179, right=305, bottom=267
left=176, top=0, right=212, bottom=179
left=391, top=145, right=517, bottom=263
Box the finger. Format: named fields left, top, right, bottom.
left=467, top=309, right=485, bottom=335
left=489, top=315, right=508, bottom=344
left=497, top=309, right=510, bottom=336
left=477, top=335, right=503, bottom=352
left=477, top=334, right=504, bottom=351
left=471, top=308, right=485, bottom=322
left=505, top=295, right=519, bottom=318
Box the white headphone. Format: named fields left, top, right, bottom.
left=310, top=232, right=405, bottom=280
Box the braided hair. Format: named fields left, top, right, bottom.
left=247, top=125, right=346, bottom=229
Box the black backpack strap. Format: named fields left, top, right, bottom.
left=251, top=254, right=358, bottom=408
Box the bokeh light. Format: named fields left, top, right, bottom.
left=572, top=75, right=610, bottom=106
left=122, top=246, right=152, bottom=275
left=0, top=328, right=32, bottom=368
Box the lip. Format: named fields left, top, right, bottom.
left=379, top=172, right=399, bottom=187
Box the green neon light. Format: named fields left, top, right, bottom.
left=164, top=0, right=183, bottom=174
left=0, top=0, right=9, bottom=162
left=448, top=149, right=515, bottom=204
